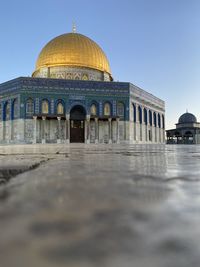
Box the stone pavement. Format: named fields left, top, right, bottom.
left=0, top=144, right=200, bottom=267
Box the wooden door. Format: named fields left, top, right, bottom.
left=70, top=120, right=84, bottom=143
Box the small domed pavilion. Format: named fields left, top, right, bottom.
left=166, top=112, right=200, bottom=144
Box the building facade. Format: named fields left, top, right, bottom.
left=166, top=112, right=200, bottom=144
left=0, top=31, right=165, bottom=144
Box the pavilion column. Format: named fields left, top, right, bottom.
left=42, top=116, right=46, bottom=144
left=116, top=118, right=120, bottom=144
left=65, top=114, right=70, bottom=144
left=85, top=115, right=90, bottom=144
left=57, top=117, right=61, bottom=143
left=95, top=117, right=99, bottom=144
left=33, top=116, right=37, bottom=144
left=108, top=118, right=112, bottom=144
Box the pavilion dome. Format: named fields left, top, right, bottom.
left=178, top=112, right=197, bottom=124
left=32, top=32, right=112, bottom=81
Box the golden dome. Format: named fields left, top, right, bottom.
left=33, top=32, right=112, bottom=76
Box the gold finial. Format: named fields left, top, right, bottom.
left=72, top=22, right=76, bottom=33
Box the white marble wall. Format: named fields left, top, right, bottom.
left=0, top=118, right=165, bottom=144
left=90, top=121, right=96, bottom=143
left=0, top=119, right=25, bottom=143
left=0, top=121, right=3, bottom=140
left=127, top=121, right=165, bottom=144
left=112, top=121, right=117, bottom=143
left=35, top=120, right=66, bottom=143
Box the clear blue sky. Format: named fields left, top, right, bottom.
left=0, top=0, right=199, bottom=129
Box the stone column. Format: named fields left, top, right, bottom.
left=2, top=120, right=5, bottom=142
left=10, top=119, right=13, bottom=142
left=42, top=116, right=46, bottom=144
left=33, top=116, right=37, bottom=144
left=85, top=115, right=90, bottom=144
left=108, top=118, right=112, bottom=144
left=135, top=103, right=138, bottom=142
left=8, top=100, right=12, bottom=143
left=146, top=109, right=149, bottom=142
left=57, top=117, right=61, bottom=143
left=149, top=110, right=153, bottom=142
left=140, top=107, right=143, bottom=142
left=154, top=112, right=157, bottom=143
left=116, top=118, right=120, bottom=144
left=95, top=117, right=99, bottom=144
left=65, top=114, right=70, bottom=144
left=64, top=117, right=67, bottom=141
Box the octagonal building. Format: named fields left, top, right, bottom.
left=0, top=30, right=165, bottom=144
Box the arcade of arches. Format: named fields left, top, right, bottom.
left=0, top=96, right=165, bottom=144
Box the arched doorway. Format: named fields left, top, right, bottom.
left=184, top=131, right=194, bottom=144
left=70, top=105, right=86, bottom=143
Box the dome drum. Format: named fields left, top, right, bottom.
left=33, top=65, right=111, bottom=81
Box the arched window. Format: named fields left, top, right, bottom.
left=117, top=102, right=124, bottom=118
left=133, top=104, right=136, bottom=122
left=57, top=102, right=64, bottom=115
left=158, top=113, right=161, bottom=128
left=144, top=108, right=147, bottom=125
left=5, top=102, right=10, bottom=120
left=154, top=112, right=157, bottom=127
left=42, top=100, right=49, bottom=114
left=90, top=104, right=97, bottom=116
left=26, top=98, right=34, bottom=115
left=104, top=103, right=111, bottom=116
left=138, top=106, right=142, bottom=124
left=149, top=110, right=152, bottom=126
left=162, top=115, right=165, bottom=129
left=13, top=99, right=18, bottom=119
left=175, top=131, right=181, bottom=137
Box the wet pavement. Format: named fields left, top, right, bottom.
left=0, top=144, right=200, bottom=267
